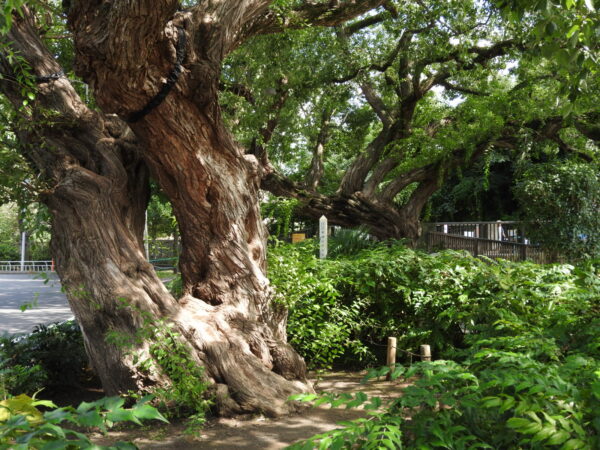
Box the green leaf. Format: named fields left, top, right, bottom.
left=75, top=401, right=96, bottom=414
left=561, top=439, right=586, bottom=450
left=546, top=430, right=571, bottom=446
left=101, top=397, right=125, bottom=411
left=532, top=425, right=557, bottom=442
left=507, top=418, right=531, bottom=429
left=132, top=404, right=168, bottom=423
left=566, top=24, right=580, bottom=39
left=75, top=410, right=103, bottom=428
left=106, top=408, right=141, bottom=425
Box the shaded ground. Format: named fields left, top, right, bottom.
left=92, top=372, right=408, bottom=449
left=0, top=273, right=72, bottom=335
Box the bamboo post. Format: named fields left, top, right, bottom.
left=420, top=344, right=431, bottom=362
left=386, top=337, right=397, bottom=380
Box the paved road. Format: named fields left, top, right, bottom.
left=0, top=273, right=73, bottom=336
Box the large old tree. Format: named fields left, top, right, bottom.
left=221, top=0, right=599, bottom=241
left=0, top=0, right=390, bottom=416
left=0, top=0, right=597, bottom=416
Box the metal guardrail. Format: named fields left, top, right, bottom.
left=150, top=257, right=177, bottom=271
left=0, top=260, right=53, bottom=272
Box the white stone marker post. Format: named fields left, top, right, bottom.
left=319, top=215, right=328, bottom=259
left=20, top=231, right=26, bottom=272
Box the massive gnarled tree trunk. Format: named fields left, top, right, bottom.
left=2, top=1, right=389, bottom=416
left=0, top=12, right=169, bottom=396
left=1, top=7, right=307, bottom=416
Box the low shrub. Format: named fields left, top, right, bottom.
left=0, top=320, right=93, bottom=397
left=288, top=253, right=600, bottom=448
left=269, top=240, right=600, bottom=370
left=0, top=393, right=167, bottom=449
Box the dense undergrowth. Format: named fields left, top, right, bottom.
left=2, top=240, right=598, bottom=448
left=0, top=321, right=92, bottom=397
left=269, top=241, right=600, bottom=449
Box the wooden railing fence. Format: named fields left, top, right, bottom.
left=423, top=221, right=559, bottom=263
left=425, top=221, right=529, bottom=243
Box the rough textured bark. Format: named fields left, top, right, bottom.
left=4, top=0, right=394, bottom=416
left=263, top=172, right=409, bottom=240
left=51, top=0, right=386, bottom=415
left=62, top=1, right=315, bottom=415
left=305, top=108, right=332, bottom=191
left=0, top=10, right=169, bottom=396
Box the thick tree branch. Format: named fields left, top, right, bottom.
left=524, top=116, right=595, bottom=162
left=261, top=170, right=406, bottom=240
left=362, top=155, right=401, bottom=197
left=377, top=166, right=434, bottom=203
left=422, top=39, right=519, bottom=68
left=248, top=77, right=290, bottom=167
left=219, top=81, right=256, bottom=105
left=439, top=80, right=489, bottom=96
left=378, top=139, right=493, bottom=203
left=360, top=82, right=392, bottom=127
left=242, top=0, right=387, bottom=41
left=331, top=30, right=413, bottom=85
left=418, top=40, right=519, bottom=96
left=305, top=107, right=333, bottom=191
left=338, top=126, right=394, bottom=195
left=343, top=11, right=388, bottom=35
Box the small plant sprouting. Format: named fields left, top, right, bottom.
left=106, top=299, right=212, bottom=436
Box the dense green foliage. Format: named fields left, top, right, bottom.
left=0, top=204, right=19, bottom=260
left=515, top=160, right=600, bottom=258
left=0, top=393, right=167, bottom=449
left=272, top=241, right=588, bottom=367
left=0, top=320, right=91, bottom=397
left=222, top=0, right=599, bottom=243
left=0, top=203, right=51, bottom=261
left=279, top=242, right=600, bottom=449
left=2, top=240, right=599, bottom=447
left=261, top=196, right=300, bottom=239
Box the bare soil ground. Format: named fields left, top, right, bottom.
left=91, top=372, right=409, bottom=449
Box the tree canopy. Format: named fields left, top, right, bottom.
left=217, top=0, right=599, bottom=240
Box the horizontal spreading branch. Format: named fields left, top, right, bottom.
left=241, top=0, right=387, bottom=42
left=219, top=81, right=256, bottom=105
left=523, top=117, right=595, bottom=162
left=439, top=80, right=489, bottom=96
left=422, top=39, right=520, bottom=68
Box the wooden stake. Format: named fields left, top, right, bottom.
left=420, top=344, right=431, bottom=362
left=386, top=337, right=397, bottom=380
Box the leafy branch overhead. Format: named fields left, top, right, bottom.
left=223, top=0, right=599, bottom=240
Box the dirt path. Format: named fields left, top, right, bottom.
left=92, top=372, right=408, bottom=449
